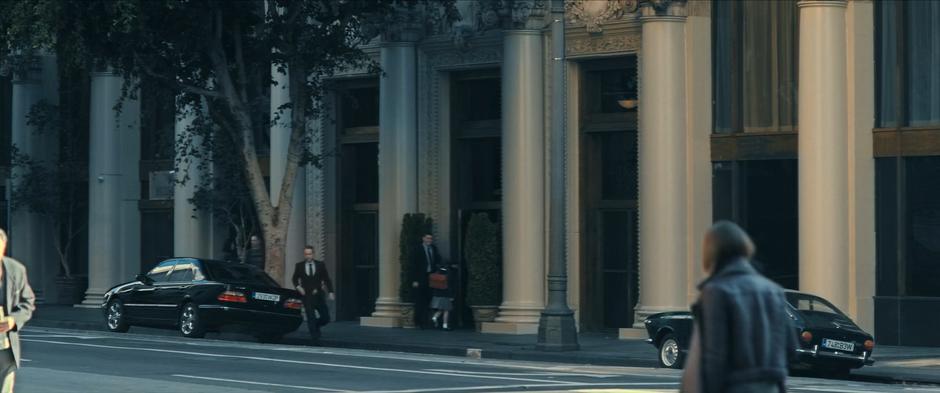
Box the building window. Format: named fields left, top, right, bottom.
left=713, top=0, right=799, bottom=133
left=341, top=86, right=379, bottom=129
left=876, top=156, right=940, bottom=298
left=877, top=1, right=940, bottom=128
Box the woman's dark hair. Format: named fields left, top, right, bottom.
left=708, top=221, right=756, bottom=273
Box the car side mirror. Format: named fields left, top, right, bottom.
left=136, top=274, right=153, bottom=285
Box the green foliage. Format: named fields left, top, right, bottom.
left=10, top=92, right=89, bottom=278
left=465, top=213, right=501, bottom=306
left=399, top=213, right=433, bottom=301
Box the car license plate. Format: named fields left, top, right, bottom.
left=822, top=339, right=855, bottom=352
left=253, top=292, right=280, bottom=302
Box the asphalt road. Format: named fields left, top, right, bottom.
left=14, top=327, right=940, bottom=393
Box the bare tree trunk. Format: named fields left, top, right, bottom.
left=262, top=229, right=286, bottom=282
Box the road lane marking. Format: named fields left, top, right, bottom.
left=26, top=327, right=678, bottom=380
left=173, top=374, right=348, bottom=392
left=424, top=369, right=620, bottom=378
left=363, top=382, right=680, bottom=393
left=21, top=338, right=579, bottom=385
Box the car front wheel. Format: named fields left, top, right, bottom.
left=179, top=303, right=206, bottom=338
left=105, top=300, right=130, bottom=333
left=659, top=334, right=684, bottom=369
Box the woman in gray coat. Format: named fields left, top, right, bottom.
left=681, top=222, right=797, bottom=393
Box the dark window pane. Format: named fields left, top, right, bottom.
left=904, top=156, right=940, bottom=297
left=455, top=78, right=501, bottom=122
left=875, top=158, right=898, bottom=296
left=712, top=162, right=734, bottom=221
left=905, top=2, right=940, bottom=126
left=342, top=86, right=379, bottom=128
left=739, top=160, right=799, bottom=289
left=353, top=143, right=378, bottom=204
left=167, top=263, right=195, bottom=282
left=589, top=68, right=637, bottom=114
left=600, top=132, right=637, bottom=200
left=712, top=0, right=798, bottom=132
left=876, top=1, right=899, bottom=127
left=147, top=260, right=176, bottom=282
left=140, top=78, right=176, bottom=160
left=713, top=0, right=735, bottom=132
left=466, top=138, right=502, bottom=202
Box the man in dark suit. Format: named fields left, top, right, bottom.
left=410, top=234, right=440, bottom=329
left=291, top=245, right=334, bottom=345
left=0, top=228, right=36, bottom=393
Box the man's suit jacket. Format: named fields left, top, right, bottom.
left=291, top=260, right=333, bottom=304
left=410, top=244, right=441, bottom=287
left=2, top=257, right=35, bottom=368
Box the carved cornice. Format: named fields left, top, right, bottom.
left=500, top=0, right=550, bottom=30
left=567, top=33, right=641, bottom=57
left=565, top=0, right=638, bottom=33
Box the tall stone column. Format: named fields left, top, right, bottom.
left=633, top=0, right=689, bottom=327
left=10, top=55, right=58, bottom=303
left=798, top=0, right=850, bottom=311
left=270, top=68, right=306, bottom=285
left=361, top=38, right=419, bottom=328
left=481, top=24, right=547, bottom=335
left=173, top=102, right=211, bottom=258
left=81, top=70, right=140, bottom=307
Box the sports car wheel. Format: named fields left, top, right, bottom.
left=659, top=334, right=684, bottom=369
left=105, top=300, right=130, bottom=333
left=179, top=303, right=206, bottom=338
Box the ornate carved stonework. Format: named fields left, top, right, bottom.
left=498, top=0, right=549, bottom=29
left=640, top=0, right=688, bottom=17
left=567, top=34, right=641, bottom=56
left=566, top=0, right=638, bottom=33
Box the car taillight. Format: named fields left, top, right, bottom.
left=284, top=298, right=303, bottom=310
left=864, top=339, right=875, bottom=351
left=801, top=331, right=813, bottom=343
left=217, top=290, right=247, bottom=303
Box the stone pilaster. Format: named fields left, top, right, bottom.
left=9, top=55, right=58, bottom=304
left=633, top=0, right=690, bottom=327
left=173, top=101, right=211, bottom=259
left=361, top=33, right=420, bottom=328
left=80, top=70, right=140, bottom=307
left=481, top=1, right=549, bottom=335
left=798, top=0, right=850, bottom=311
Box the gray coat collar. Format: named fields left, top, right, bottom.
left=697, top=258, right=757, bottom=290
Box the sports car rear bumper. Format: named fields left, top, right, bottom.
left=796, top=345, right=875, bottom=367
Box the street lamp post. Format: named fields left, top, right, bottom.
left=537, top=0, right=579, bottom=351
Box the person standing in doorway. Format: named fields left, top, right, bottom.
left=246, top=235, right=265, bottom=269
left=680, top=221, right=797, bottom=393
left=291, top=245, right=334, bottom=345
left=0, top=229, right=37, bottom=393
left=411, top=234, right=440, bottom=329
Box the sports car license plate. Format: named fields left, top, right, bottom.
left=253, top=292, right=280, bottom=302
left=822, top=339, right=855, bottom=352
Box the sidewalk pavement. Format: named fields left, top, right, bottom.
left=28, top=305, right=940, bottom=386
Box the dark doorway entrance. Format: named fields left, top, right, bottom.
left=451, top=71, right=501, bottom=329
left=579, top=58, right=639, bottom=331
left=712, top=159, right=799, bottom=289
left=336, top=82, right=380, bottom=321
left=338, top=142, right=379, bottom=321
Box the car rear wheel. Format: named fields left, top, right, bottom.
left=179, top=303, right=206, bottom=338
left=105, top=300, right=130, bottom=333
left=659, top=334, right=684, bottom=369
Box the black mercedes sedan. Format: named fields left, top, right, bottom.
left=644, top=290, right=875, bottom=374
left=102, top=258, right=303, bottom=342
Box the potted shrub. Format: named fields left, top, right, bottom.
left=398, top=213, right=433, bottom=328
left=464, top=213, right=501, bottom=331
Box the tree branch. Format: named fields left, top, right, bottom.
left=135, top=55, right=224, bottom=99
